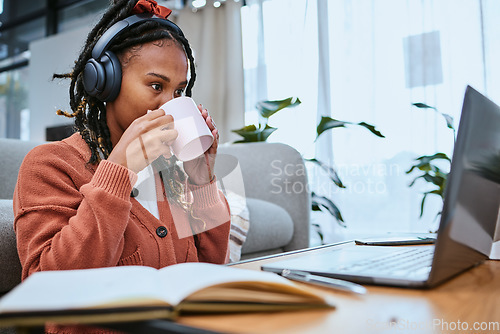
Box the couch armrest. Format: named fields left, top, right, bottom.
left=217, top=142, right=310, bottom=252
left=0, top=200, right=22, bottom=294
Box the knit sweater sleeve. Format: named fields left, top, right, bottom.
left=188, top=179, right=231, bottom=264
left=13, top=142, right=138, bottom=279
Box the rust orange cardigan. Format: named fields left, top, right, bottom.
left=13, top=133, right=231, bottom=281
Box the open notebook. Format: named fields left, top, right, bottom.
left=0, top=262, right=334, bottom=328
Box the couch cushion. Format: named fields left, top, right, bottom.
left=241, top=198, right=293, bottom=254
left=217, top=143, right=310, bottom=254
left=0, top=200, right=22, bottom=294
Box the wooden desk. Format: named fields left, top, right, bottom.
left=177, top=243, right=500, bottom=334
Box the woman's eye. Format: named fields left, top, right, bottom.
left=175, top=88, right=185, bottom=97
left=151, top=83, right=162, bottom=91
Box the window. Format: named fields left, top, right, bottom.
left=58, top=1, right=108, bottom=33
left=0, top=66, right=29, bottom=138
left=240, top=0, right=500, bottom=241
left=0, top=0, right=107, bottom=139
left=241, top=0, right=318, bottom=156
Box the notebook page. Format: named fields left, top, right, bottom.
left=157, top=262, right=300, bottom=305
left=0, top=266, right=161, bottom=312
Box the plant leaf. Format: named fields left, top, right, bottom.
left=316, top=117, right=385, bottom=139
left=311, top=192, right=345, bottom=226
left=357, top=122, right=385, bottom=138
left=258, top=125, right=278, bottom=141
left=406, top=165, right=418, bottom=174
left=407, top=153, right=451, bottom=174
left=419, top=190, right=443, bottom=218
left=311, top=223, right=324, bottom=243
left=416, top=152, right=451, bottom=163
left=441, top=113, right=455, bottom=130
left=407, top=161, right=432, bottom=173
left=231, top=124, right=257, bottom=134
left=231, top=124, right=277, bottom=142
left=408, top=175, right=425, bottom=187
left=412, top=103, right=436, bottom=110
left=256, top=97, right=301, bottom=119
left=419, top=192, right=429, bottom=217
left=306, top=158, right=345, bottom=188
left=316, top=116, right=350, bottom=138
left=413, top=103, right=455, bottom=130
left=312, top=204, right=322, bottom=211
left=422, top=173, right=446, bottom=187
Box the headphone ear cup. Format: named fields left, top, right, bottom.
left=83, top=58, right=105, bottom=98
left=82, top=51, right=122, bottom=102
left=99, top=51, right=122, bottom=102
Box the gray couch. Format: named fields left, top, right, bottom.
left=0, top=138, right=310, bottom=298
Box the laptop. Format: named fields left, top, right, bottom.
left=262, top=86, right=500, bottom=288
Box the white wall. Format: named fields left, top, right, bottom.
left=28, top=26, right=90, bottom=141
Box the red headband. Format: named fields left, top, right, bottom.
left=132, top=0, right=172, bottom=20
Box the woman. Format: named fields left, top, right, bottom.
left=14, top=0, right=230, bottom=301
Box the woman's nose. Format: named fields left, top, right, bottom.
left=159, top=91, right=177, bottom=106
left=167, top=89, right=180, bottom=101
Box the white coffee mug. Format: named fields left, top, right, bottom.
left=160, top=97, right=214, bottom=161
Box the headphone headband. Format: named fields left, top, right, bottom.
left=83, top=13, right=185, bottom=102
left=92, top=13, right=184, bottom=59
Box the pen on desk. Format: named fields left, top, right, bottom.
left=280, top=269, right=367, bottom=295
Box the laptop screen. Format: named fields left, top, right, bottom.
left=430, top=86, right=500, bottom=285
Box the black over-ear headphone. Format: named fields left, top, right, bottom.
left=83, top=13, right=184, bottom=102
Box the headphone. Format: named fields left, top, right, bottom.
left=82, top=13, right=184, bottom=102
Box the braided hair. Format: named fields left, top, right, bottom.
left=54, top=0, right=199, bottom=216
left=54, top=0, right=196, bottom=165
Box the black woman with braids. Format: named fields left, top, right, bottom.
left=13, top=1, right=231, bottom=330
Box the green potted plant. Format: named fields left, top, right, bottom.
left=406, top=103, right=455, bottom=218
left=231, top=97, right=301, bottom=143
left=309, top=117, right=385, bottom=232
left=231, top=98, right=385, bottom=243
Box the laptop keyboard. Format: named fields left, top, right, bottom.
left=335, top=247, right=434, bottom=277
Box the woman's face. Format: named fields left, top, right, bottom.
left=106, top=40, right=188, bottom=145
